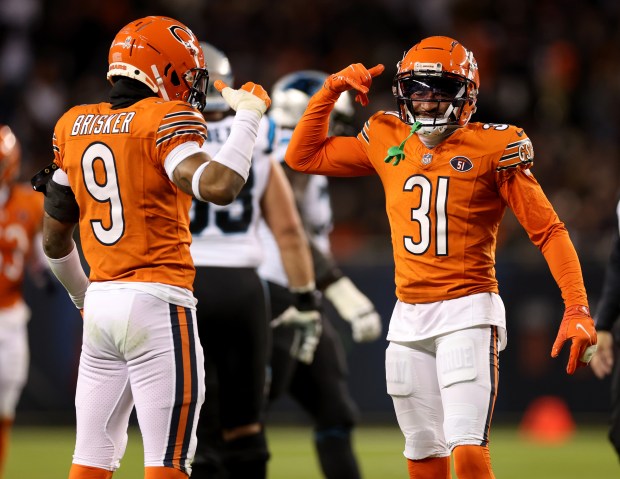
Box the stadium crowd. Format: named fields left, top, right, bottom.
left=0, top=0, right=618, bottom=261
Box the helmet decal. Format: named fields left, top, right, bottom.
left=169, top=25, right=201, bottom=69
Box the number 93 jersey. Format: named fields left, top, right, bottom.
left=188, top=115, right=272, bottom=268
left=52, top=98, right=208, bottom=290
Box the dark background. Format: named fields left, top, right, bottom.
left=3, top=0, right=619, bottom=425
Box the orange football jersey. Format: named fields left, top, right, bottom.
left=0, top=184, right=44, bottom=308
left=52, top=98, right=208, bottom=291
left=286, top=90, right=587, bottom=305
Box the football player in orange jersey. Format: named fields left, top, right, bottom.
left=34, top=16, right=270, bottom=479
left=0, top=125, right=48, bottom=479
left=284, top=36, right=597, bottom=479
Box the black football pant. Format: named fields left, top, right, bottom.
left=267, top=281, right=361, bottom=479
left=192, top=267, right=270, bottom=479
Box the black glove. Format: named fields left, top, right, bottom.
left=272, top=287, right=323, bottom=364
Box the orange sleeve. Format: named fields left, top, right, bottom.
left=500, top=169, right=588, bottom=307
left=155, top=103, right=208, bottom=167
left=285, top=87, right=375, bottom=177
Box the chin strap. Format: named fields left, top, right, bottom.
left=383, top=121, right=422, bottom=166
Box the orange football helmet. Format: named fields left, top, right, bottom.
left=393, top=36, right=479, bottom=134
left=107, top=16, right=209, bottom=110
left=0, top=124, right=20, bottom=188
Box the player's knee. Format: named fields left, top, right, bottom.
left=315, top=402, right=358, bottom=430
left=221, top=430, right=270, bottom=467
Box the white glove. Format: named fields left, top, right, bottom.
left=324, top=276, right=382, bottom=342
left=214, top=80, right=271, bottom=115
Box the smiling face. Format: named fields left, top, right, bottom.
left=405, top=75, right=467, bottom=121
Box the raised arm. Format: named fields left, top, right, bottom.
left=172, top=81, right=271, bottom=205
left=284, top=64, right=383, bottom=176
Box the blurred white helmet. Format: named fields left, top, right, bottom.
left=200, top=41, right=234, bottom=112
left=270, top=70, right=355, bottom=129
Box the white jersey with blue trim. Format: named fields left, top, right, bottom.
left=189, top=115, right=273, bottom=268
left=258, top=124, right=334, bottom=286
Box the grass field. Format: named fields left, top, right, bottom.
left=5, top=423, right=619, bottom=478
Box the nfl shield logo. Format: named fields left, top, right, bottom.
left=421, top=153, right=433, bottom=165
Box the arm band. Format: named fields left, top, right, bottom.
left=290, top=281, right=316, bottom=294
left=164, top=141, right=203, bottom=180
left=191, top=161, right=211, bottom=202
left=211, top=109, right=261, bottom=181
left=44, top=178, right=80, bottom=223
left=45, top=241, right=90, bottom=309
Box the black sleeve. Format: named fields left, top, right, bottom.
left=596, top=212, right=620, bottom=331
left=310, top=239, right=344, bottom=291
left=44, top=178, right=80, bottom=224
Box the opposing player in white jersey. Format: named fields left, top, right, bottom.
left=189, top=43, right=321, bottom=479
left=257, top=70, right=382, bottom=479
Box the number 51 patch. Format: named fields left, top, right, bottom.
left=450, top=156, right=473, bottom=172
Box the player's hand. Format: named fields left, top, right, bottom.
left=271, top=288, right=323, bottom=364
left=324, top=63, right=385, bottom=106
left=292, top=317, right=322, bottom=365
left=590, top=330, right=614, bottom=379
left=324, top=276, right=382, bottom=342
left=214, top=80, right=271, bottom=114
left=551, top=305, right=597, bottom=374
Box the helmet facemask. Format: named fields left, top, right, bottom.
left=393, top=70, right=476, bottom=137
left=185, top=67, right=209, bottom=111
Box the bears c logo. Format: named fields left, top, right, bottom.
left=168, top=25, right=201, bottom=66
left=449, top=156, right=473, bottom=172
